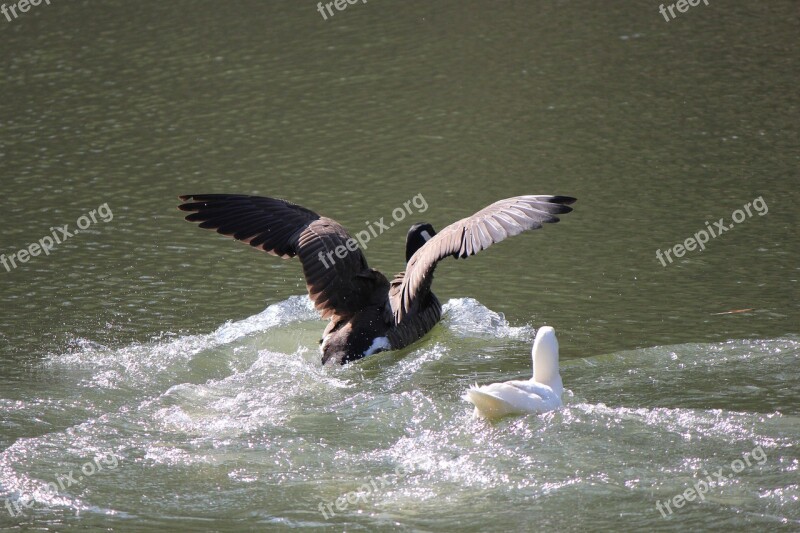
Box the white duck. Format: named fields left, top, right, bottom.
left=464, top=326, right=563, bottom=420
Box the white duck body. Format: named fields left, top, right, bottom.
left=465, top=326, right=563, bottom=420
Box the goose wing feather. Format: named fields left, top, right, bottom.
left=390, top=195, right=575, bottom=323
left=179, top=194, right=388, bottom=320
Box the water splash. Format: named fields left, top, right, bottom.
left=2, top=297, right=798, bottom=529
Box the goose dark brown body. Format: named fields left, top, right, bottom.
left=178, top=194, right=575, bottom=365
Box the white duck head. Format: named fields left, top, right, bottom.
left=531, top=326, right=563, bottom=395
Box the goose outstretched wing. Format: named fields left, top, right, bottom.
left=390, top=195, right=575, bottom=323
left=179, top=194, right=388, bottom=320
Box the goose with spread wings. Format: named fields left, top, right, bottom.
left=178, top=194, right=575, bottom=365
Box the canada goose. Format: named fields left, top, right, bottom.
left=178, top=194, right=575, bottom=365
left=464, top=326, right=563, bottom=420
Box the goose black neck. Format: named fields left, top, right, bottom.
left=405, top=223, right=436, bottom=263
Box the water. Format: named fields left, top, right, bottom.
left=1, top=298, right=798, bottom=530
left=1, top=1, right=798, bottom=531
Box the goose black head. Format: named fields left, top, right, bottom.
left=405, top=223, right=436, bottom=262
